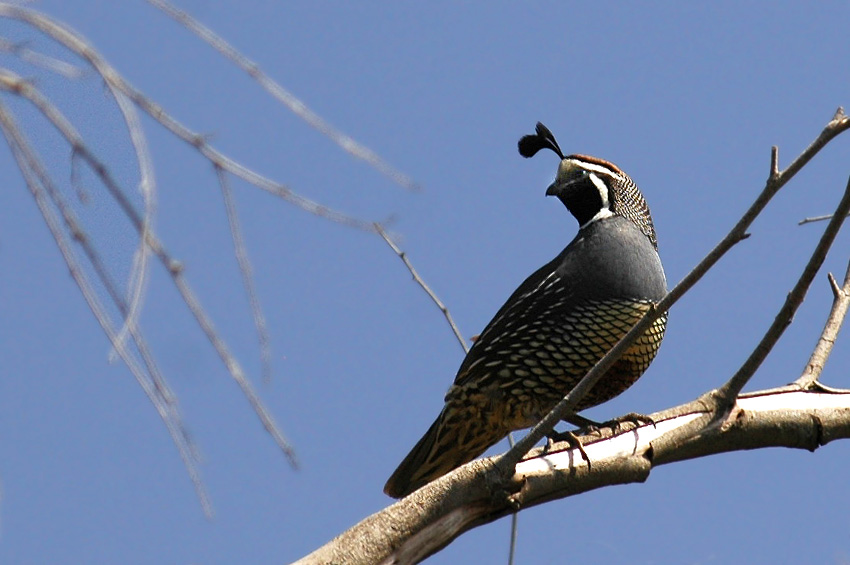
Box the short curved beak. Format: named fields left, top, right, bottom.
left=545, top=181, right=561, bottom=197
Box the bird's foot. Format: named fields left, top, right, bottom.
left=559, top=412, right=655, bottom=440
left=545, top=429, right=591, bottom=468
left=595, top=412, right=656, bottom=434
left=562, top=413, right=603, bottom=432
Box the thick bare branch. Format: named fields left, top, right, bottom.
left=297, top=386, right=850, bottom=565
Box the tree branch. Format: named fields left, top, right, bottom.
left=216, top=165, right=274, bottom=384
left=375, top=223, right=469, bottom=354
left=0, top=67, right=298, bottom=468
left=797, top=259, right=850, bottom=388
left=0, top=35, right=84, bottom=77
left=373, top=222, right=522, bottom=563
left=146, top=0, right=419, bottom=192
left=718, top=175, right=850, bottom=399
left=0, top=3, right=377, bottom=231
left=296, top=386, right=850, bottom=565
left=0, top=100, right=212, bottom=515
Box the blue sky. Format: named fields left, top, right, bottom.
left=2, top=2, right=850, bottom=563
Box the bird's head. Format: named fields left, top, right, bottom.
left=518, top=122, right=657, bottom=249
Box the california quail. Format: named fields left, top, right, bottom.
left=384, top=123, right=667, bottom=499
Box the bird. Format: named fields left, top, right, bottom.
left=383, top=122, right=668, bottom=499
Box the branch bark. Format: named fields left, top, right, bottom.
left=797, top=259, right=850, bottom=388
left=296, top=387, right=850, bottom=565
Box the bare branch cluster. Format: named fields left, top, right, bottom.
left=0, top=1, right=418, bottom=512
left=146, top=0, right=420, bottom=193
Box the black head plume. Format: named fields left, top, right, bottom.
left=518, top=122, right=565, bottom=160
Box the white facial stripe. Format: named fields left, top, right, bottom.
left=580, top=171, right=614, bottom=228
left=564, top=158, right=618, bottom=178
left=588, top=172, right=610, bottom=209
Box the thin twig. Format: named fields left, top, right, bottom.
left=770, top=145, right=779, bottom=178
left=372, top=221, right=520, bottom=561
left=1, top=68, right=191, bottom=408
left=497, top=107, right=850, bottom=473
left=0, top=73, right=205, bottom=469
left=146, top=0, right=419, bottom=192
left=172, top=269, right=299, bottom=467
left=0, top=70, right=147, bottom=246
left=0, top=65, right=297, bottom=466
left=375, top=223, right=469, bottom=354
left=108, top=86, right=155, bottom=360
left=0, top=100, right=213, bottom=516
left=0, top=4, right=376, bottom=232
left=777, top=107, right=849, bottom=182
left=719, top=176, right=850, bottom=398
left=0, top=36, right=84, bottom=78
left=506, top=505, right=518, bottom=565
left=6, top=23, right=158, bottom=365
left=217, top=165, right=274, bottom=384
left=799, top=213, right=850, bottom=225
left=796, top=260, right=850, bottom=388
left=0, top=69, right=154, bottom=357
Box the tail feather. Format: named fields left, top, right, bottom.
left=384, top=406, right=502, bottom=498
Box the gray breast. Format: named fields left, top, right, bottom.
left=556, top=215, right=666, bottom=303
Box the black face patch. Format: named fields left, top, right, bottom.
left=550, top=171, right=609, bottom=227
